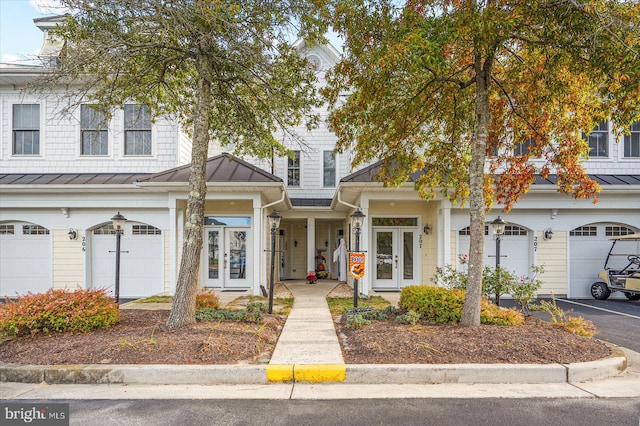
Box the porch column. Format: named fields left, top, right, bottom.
left=360, top=204, right=370, bottom=296
left=438, top=201, right=452, bottom=267
left=169, top=205, right=177, bottom=294
left=307, top=217, right=315, bottom=275
left=253, top=202, right=262, bottom=296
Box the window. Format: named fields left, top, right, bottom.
left=570, top=226, right=597, bottom=237
left=132, top=225, right=161, bottom=235
left=582, top=121, right=609, bottom=157
left=22, top=225, right=49, bottom=235
left=323, top=151, right=336, bottom=187
left=93, top=224, right=117, bottom=235
left=13, top=104, right=40, bottom=155
left=623, top=121, right=640, bottom=158
left=605, top=226, right=635, bottom=237
left=0, top=225, right=15, bottom=235
left=124, top=104, right=152, bottom=156
left=514, top=138, right=534, bottom=156
left=503, top=225, right=527, bottom=236
left=288, top=150, right=300, bottom=186
left=81, top=105, right=108, bottom=156
left=459, top=226, right=489, bottom=236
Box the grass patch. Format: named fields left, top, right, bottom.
left=227, top=296, right=294, bottom=316
left=326, top=296, right=391, bottom=316
left=134, top=295, right=173, bottom=304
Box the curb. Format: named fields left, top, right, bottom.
left=1, top=351, right=626, bottom=385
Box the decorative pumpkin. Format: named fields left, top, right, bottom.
left=317, top=263, right=325, bottom=271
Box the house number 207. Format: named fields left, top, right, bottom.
left=533, top=236, right=538, bottom=253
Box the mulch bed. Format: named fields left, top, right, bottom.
left=0, top=310, right=284, bottom=365
left=334, top=315, right=612, bottom=364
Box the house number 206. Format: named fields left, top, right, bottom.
left=82, top=236, right=87, bottom=252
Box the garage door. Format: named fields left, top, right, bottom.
left=91, top=222, right=163, bottom=298
left=0, top=222, right=51, bottom=297
left=458, top=224, right=530, bottom=278
left=569, top=223, right=638, bottom=299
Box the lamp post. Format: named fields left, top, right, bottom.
left=491, top=216, right=506, bottom=306
left=110, top=212, right=127, bottom=305
left=267, top=210, right=281, bottom=314
left=350, top=209, right=365, bottom=308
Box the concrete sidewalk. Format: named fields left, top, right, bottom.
left=1, top=280, right=638, bottom=399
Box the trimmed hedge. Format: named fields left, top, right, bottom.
left=0, top=288, right=120, bottom=336
left=399, top=285, right=523, bottom=326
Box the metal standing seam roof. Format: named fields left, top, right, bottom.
left=0, top=173, right=149, bottom=185
left=340, top=160, right=640, bottom=186
left=137, top=153, right=283, bottom=184
left=0, top=154, right=283, bottom=187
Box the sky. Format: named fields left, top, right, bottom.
left=0, top=0, right=68, bottom=64
left=0, top=0, right=342, bottom=65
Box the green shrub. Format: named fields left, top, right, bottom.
left=399, top=286, right=465, bottom=324
left=346, top=314, right=371, bottom=329
left=480, top=300, right=524, bottom=326
left=396, top=310, right=421, bottom=325
left=400, top=285, right=524, bottom=326
left=195, top=307, right=263, bottom=323
left=195, top=290, right=221, bottom=309
left=0, top=288, right=119, bottom=336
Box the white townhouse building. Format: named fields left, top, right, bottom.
left=1, top=16, right=639, bottom=300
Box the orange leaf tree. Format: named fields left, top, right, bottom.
left=322, top=0, right=640, bottom=325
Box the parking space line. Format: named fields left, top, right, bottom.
left=557, top=299, right=640, bottom=320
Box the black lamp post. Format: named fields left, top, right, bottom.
left=491, top=216, right=506, bottom=269
left=350, top=209, right=365, bottom=308
left=267, top=210, right=281, bottom=314
left=110, top=212, right=127, bottom=305
left=491, top=216, right=506, bottom=306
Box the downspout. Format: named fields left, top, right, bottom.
left=260, top=188, right=286, bottom=293
left=337, top=188, right=360, bottom=210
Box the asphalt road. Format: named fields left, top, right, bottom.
left=14, top=398, right=637, bottom=426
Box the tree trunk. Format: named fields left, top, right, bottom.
left=166, top=71, right=212, bottom=329
left=460, top=47, right=492, bottom=327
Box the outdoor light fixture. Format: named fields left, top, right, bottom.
left=267, top=210, right=282, bottom=314
left=110, top=212, right=127, bottom=305
left=293, top=239, right=298, bottom=247
left=544, top=228, right=554, bottom=240
left=423, top=224, right=431, bottom=235
left=491, top=216, right=506, bottom=237
left=68, top=228, right=77, bottom=240
left=349, top=209, right=366, bottom=308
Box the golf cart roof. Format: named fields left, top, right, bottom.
left=610, top=234, right=639, bottom=241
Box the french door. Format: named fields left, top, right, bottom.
left=203, top=227, right=250, bottom=289
left=372, top=228, right=417, bottom=290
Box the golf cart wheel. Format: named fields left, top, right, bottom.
left=624, top=292, right=640, bottom=301
left=590, top=282, right=611, bottom=300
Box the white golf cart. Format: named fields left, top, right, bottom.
left=590, top=234, right=640, bottom=300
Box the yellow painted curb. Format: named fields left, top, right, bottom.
left=266, top=364, right=294, bottom=382
left=294, top=364, right=346, bottom=383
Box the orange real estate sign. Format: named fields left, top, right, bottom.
left=349, top=253, right=366, bottom=279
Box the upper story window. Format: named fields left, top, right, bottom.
left=623, top=121, right=640, bottom=158
left=81, top=105, right=108, bottom=156
left=323, top=151, right=336, bottom=187
left=13, top=104, right=40, bottom=156
left=124, top=104, right=152, bottom=156
left=288, top=150, right=300, bottom=186
left=514, top=138, right=534, bottom=156
left=582, top=121, right=609, bottom=158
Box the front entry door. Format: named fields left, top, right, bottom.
left=204, top=227, right=250, bottom=289
left=373, top=228, right=416, bottom=290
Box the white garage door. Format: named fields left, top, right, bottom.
left=458, top=224, right=531, bottom=278
left=91, top=222, right=163, bottom=298
left=0, top=223, right=51, bottom=297
left=569, top=223, right=638, bottom=299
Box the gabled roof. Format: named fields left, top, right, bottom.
left=341, top=159, right=640, bottom=186
left=137, top=153, right=282, bottom=184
